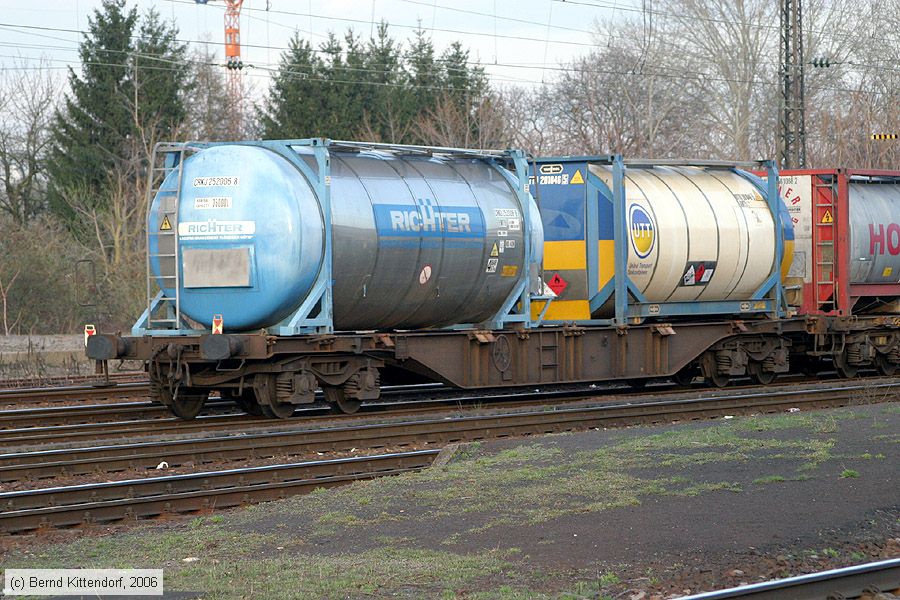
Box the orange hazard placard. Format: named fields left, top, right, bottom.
left=212, top=314, right=223, bottom=334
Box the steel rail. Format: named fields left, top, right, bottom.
left=0, top=382, right=448, bottom=429
left=0, top=399, right=236, bottom=430
left=0, top=372, right=144, bottom=390
left=0, top=382, right=151, bottom=407
left=679, top=558, right=900, bottom=599
left=0, top=373, right=846, bottom=439
left=0, top=450, right=439, bottom=533
left=0, top=382, right=658, bottom=445
left=1, top=380, right=894, bottom=483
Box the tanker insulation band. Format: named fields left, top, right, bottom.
left=143, top=140, right=543, bottom=334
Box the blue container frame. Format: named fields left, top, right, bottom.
left=134, top=139, right=536, bottom=336
left=534, top=154, right=786, bottom=327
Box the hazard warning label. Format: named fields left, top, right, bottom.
left=547, top=273, right=568, bottom=295
left=570, top=169, right=584, bottom=185
left=160, top=215, right=172, bottom=231
left=821, top=210, right=834, bottom=223
left=680, top=261, right=717, bottom=287
left=490, top=242, right=500, bottom=257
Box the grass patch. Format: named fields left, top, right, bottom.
left=11, top=537, right=515, bottom=599
left=753, top=475, right=786, bottom=485
left=270, top=410, right=844, bottom=541
left=12, top=525, right=276, bottom=570
left=840, top=469, right=860, bottom=478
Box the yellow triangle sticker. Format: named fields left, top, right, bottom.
left=570, top=169, right=584, bottom=184
left=490, top=242, right=499, bottom=257
left=160, top=215, right=172, bottom=231
left=821, top=210, right=833, bottom=224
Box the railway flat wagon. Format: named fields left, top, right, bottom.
left=85, top=140, right=866, bottom=419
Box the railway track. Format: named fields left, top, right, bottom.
left=0, top=382, right=450, bottom=428
left=0, top=381, right=151, bottom=409
left=0, top=371, right=861, bottom=436
left=3, top=380, right=895, bottom=485
left=681, top=558, right=900, bottom=599
left=0, top=381, right=664, bottom=445
left=0, top=372, right=144, bottom=390
left=0, top=450, right=438, bottom=534
left=0, top=378, right=896, bottom=533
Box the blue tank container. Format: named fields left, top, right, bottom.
left=147, top=142, right=542, bottom=332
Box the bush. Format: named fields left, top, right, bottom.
left=0, top=217, right=144, bottom=334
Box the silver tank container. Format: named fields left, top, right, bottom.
left=849, top=182, right=900, bottom=285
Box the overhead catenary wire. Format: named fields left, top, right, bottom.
left=0, top=45, right=893, bottom=101
left=0, top=4, right=895, bottom=97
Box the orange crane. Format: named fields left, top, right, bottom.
left=195, top=0, right=245, bottom=135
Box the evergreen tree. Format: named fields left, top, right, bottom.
left=48, top=0, right=136, bottom=220
left=439, top=41, right=487, bottom=109
left=406, top=27, right=439, bottom=114
left=132, top=9, right=188, bottom=137
left=364, top=22, right=411, bottom=141
left=46, top=0, right=187, bottom=228
left=258, top=33, right=322, bottom=138
left=259, top=24, right=490, bottom=144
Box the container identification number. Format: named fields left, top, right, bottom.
left=193, top=176, right=239, bottom=187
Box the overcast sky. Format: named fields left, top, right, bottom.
left=0, top=0, right=637, bottom=92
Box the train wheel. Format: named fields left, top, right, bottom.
left=875, top=354, right=898, bottom=377
left=747, top=362, right=776, bottom=385
left=324, top=386, right=362, bottom=414
left=170, top=389, right=207, bottom=420
left=705, top=371, right=731, bottom=388
left=260, top=402, right=296, bottom=419
left=833, top=352, right=858, bottom=379
left=253, top=374, right=296, bottom=419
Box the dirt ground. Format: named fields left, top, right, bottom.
left=2, top=402, right=898, bottom=599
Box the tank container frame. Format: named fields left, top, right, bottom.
left=133, top=138, right=541, bottom=336
left=777, top=168, right=900, bottom=316
left=532, top=156, right=786, bottom=326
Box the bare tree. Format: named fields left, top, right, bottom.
left=415, top=92, right=512, bottom=149
left=501, top=86, right=559, bottom=156
left=0, top=265, right=21, bottom=335
left=651, top=0, right=775, bottom=160
left=805, top=0, right=900, bottom=168
left=508, top=16, right=708, bottom=159
left=0, top=60, right=58, bottom=224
